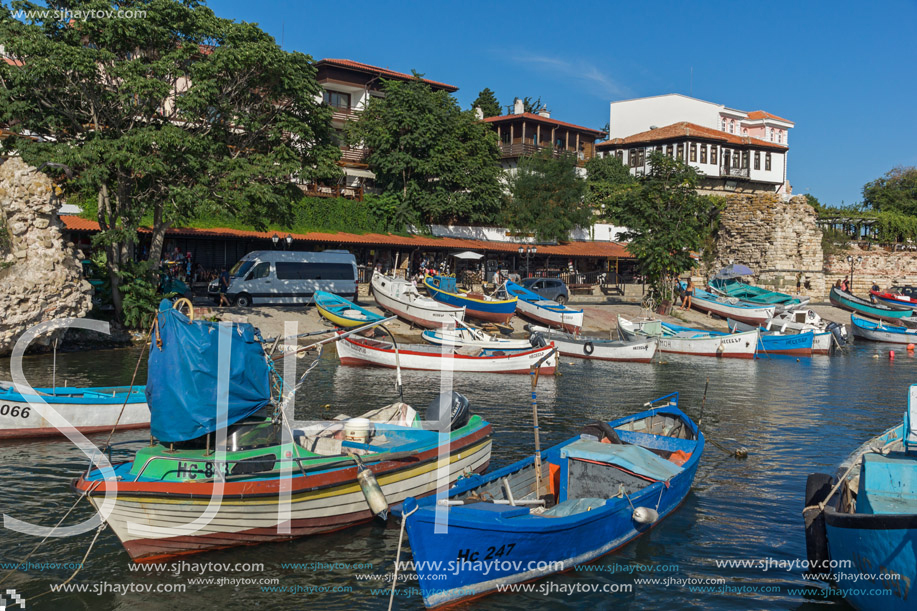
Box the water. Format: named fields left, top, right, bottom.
left=1, top=344, right=914, bottom=610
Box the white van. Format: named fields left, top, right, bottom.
left=209, top=250, right=358, bottom=306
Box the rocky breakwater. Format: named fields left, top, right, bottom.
left=713, top=193, right=826, bottom=299
left=0, top=158, right=93, bottom=356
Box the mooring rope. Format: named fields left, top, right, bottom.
left=387, top=504, right=420, bottom=611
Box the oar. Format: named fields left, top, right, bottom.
left=696, top=377, right=748, bottom=460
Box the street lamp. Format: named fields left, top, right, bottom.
left=271, top=233, right=279, bottom=249
left=846, top=254, right=863, bottom=290
left=285, top=234, right=293, bottom=249
left=518, top=245, right=537, bottom=277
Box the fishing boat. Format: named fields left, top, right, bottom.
left=370, top=271, right=466, bottom=328
left=337, top=334, right=556, bottom=374
left=849, top=313, right=917, bottom=344
left=526, top=324, right=657, bottom=363
left=754, top=309, right=847, bottom=353
left=0, top=382, right=148, bottom=439
left=421, top=325, right=533, bottom=350
left=617, top=315, right=758, bottom=359
left=501, top=280, right=584, bottom=333
left=397, top=393, right=703, bottom=608
left=677, top=281, right=776, bottom=325
left=870, top=287, right=917, bottom=311
left=314, top=290, right=385, bottom=328
left=423, top=276, right=517, bottom=323
left=74, top=302, right=492, bottom=562
left=728, top=318, right=836, bottom=355
left=709, top=271, right=809, bottom=312
left=829, top=286, right=917, bottom=325
left=803, top=385, right=917, bottom=611
left=720, top=322, right=815, bottom=356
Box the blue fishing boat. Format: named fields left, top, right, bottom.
left=710, top=275, right=808, bottom=311
left=314, top=290, right=385, bottom=328
left=423, top=276, right=517, bottom=323
left=501, top=280, right=583, bottom=332
left=677, top=281, right=776, bottom=325
left=804, top=385, right=917, bottom=611
left=829, top=286, right=917, bottom=325
left=723, top=320, right=816, bottom=356
left=849, top=313, right=917, bottom=344
left=396, top=394, right=703, bottom=608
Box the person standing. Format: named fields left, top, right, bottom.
left=681, top=278, right=694, bottom=311
left=218, top=267, right=231, bottom=307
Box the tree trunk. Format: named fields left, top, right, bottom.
left=97, top=184, right=124, bottom=319
left=149, top=201, right=170, bottom=276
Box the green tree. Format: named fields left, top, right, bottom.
left=616, top=152, right=722, bottom=304
left=347, top=74, right=502, bottom=227
left=584, top=154, right=636, bottom=217
left=803, top=193, right=824, bottom=212
left=504, top=149, right=590, bottom=243
left=506, top=96, right=544, bottom=115
left=0, top=0, right=339, bottom=322
left=471, top=87, right=501, bottom=118
left=863, top=166, right=917, bottom=216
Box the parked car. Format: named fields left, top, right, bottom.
left=520, top=277, right=570, bottom=304
left=209, top=250, right=358, bottom=307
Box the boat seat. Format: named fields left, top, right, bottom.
left=856, top=453, right=917, bottom=514
left=540, top=497, right=606, bottom=518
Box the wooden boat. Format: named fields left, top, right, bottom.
left=870, top=288, right=917, bottom=311
left=804, top=385, right=917, bottom=611
left=501, top=280, right=583, bottom=333
left=423, top=276, right=517, bottom=323
left=757, top=309, right=848, bottom=353
left=829, top=287, right=917, bottom=325
left=397, top=394, right=703, bottom=608
left=421, top=325, right=532, bottom=350
left=370, top=271, right=466, bottom=328
left=719, top=323, right=815, bottom=356
left=337, top=334, right=557, bottom=375
left=0, top=382, right=148, bottom=439
left=709, top=277, right=809, bottom=311
left=678, top=281, right=776, bottom=325
left=728, top=319, right=835, bottom=355
left=849, top=313, right=917, bottom=344
left=314, top=290, right=385, bottom=328
left=617, top=315, right=758, bottom=359
left=526, top=324, right=657, bottom=362
left=74, top=303, right=492, bottom=562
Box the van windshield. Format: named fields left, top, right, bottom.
left=230, top=259, right=255, bottom=277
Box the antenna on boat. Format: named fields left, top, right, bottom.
left=529, top=348, right=556, bottom=498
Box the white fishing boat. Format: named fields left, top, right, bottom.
left=371, top=271, right=465, bottom=328
left=617, top=315, right=758, bottom=359
left=727, top=311, right=845, bottom=355
left=526, top=324, right=656, bottom=362
left=337, top=334, right=557, bottom=374
left=421, top=325, right=532, bottom=350
left=0, top=382, right=149, bottom=440
left=501, top=280, right=584, bottom=333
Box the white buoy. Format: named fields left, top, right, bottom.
left=357, top=465, right=389, bottom=519
left=632, top=507, right=659, bottom=524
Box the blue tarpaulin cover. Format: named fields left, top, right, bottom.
left=146, top=300, right=271, bottom=442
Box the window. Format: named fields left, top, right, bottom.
left=689, top=143, right=697, bottom=162
left=323, top=90, right=351, bottom=110
left=766, top=127, right=772, bottom=141
left=666, top=144, right=673, bottom=157
left=700, top=144, right=707, bottom=164
left=728, top=120, right=735, bottom=134
left=721, top=118, right=726, bottom=131
left=248, top=262, right=271, bottom=280
left=754, top=151, right=760, bottom=170
left=676, top=143, right=684, bottom=160
left=743, top=128, right=748, bottom=136
left=615, top=150, right=624, bottom=160
left=710, top=145, right=717, bottom=165
left=742, top=151, right=749, bottom=169
left=501, top=131, right=510, bottom=145
left=765, top=152, right=772, bottom=171
left=275, top=262, right=354, bottom=280
left=777, top=131, right=783, bottom=144
left=629, top=148, right=638, bottom=167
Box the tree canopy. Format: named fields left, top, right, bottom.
left=584, top=154, right=636, bottom=217
left=506, top=96, right=544, bottom=115
left=346, top=75, right=503, bottom=228
left=471, top=88, right=501, bottom=118
left=503, top=149, right=590, bottom=243
left=612, top=152, right=722, bottom=302
left=0, top=0, right=340, bottom=322
left=863, top=166, right=917, bottom=216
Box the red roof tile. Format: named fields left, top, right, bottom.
left=59, top=216, right=631, bottom=259
left=318, top=59, right=458, bottom=92
left=483, top=112, right=606, bottom=137
left=596, top=121, right=787, bottom=150
left=2, top=57, right=23, bottom=66
left=746, top=110, right=793, bottom=125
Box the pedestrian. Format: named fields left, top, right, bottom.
left=681, top=278, right=694, bottom=310
left=218, top=267, right=231, bottom=306
left=840, top=276, right=849, bottom=292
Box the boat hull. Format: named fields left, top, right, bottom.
left=337, top=336, right=557, bottom=374
left=0, top=386, right=149, bottom=439
left=528, top=327, right=656, bottom=362
left=78, top=430, right=492, bottom=562
left=514, top=300, right=584, bottom=334
left=850, top=314, right=917, bottom=344
left=424, top=278, right=516, bottom=323
left=656, top=333, right=757, bottom=359
left=421, top=330, right=532, bottom=351
left=371, top=274, right=466, bottom=329
left=870, top=291, right=917, bottom=311
left=680, top=282, right=776, bottom=325
left=830, top=287, right=917, bottom=324
left=758, top=331, right=814, bottom=356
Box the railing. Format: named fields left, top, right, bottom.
left=721, top=166, right=750, bottom=178
left=330, top=107, right=358, bottom=122
left=340, top=146, right=369, bottom=164
left=299, top=183, right=364, bottom=201
left=498, top=143, right=589, bottom=165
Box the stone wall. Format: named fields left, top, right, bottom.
left=713, top=193, right=826, bottom=298
left=826, top=245, right=917, bottom=297
left=0, top=158, right=93, bottom=356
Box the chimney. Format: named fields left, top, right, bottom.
left=537, top=105, right=550, bottom=118
left=473, top=106, right=484, bottom=120
left=513, top=98, right=524, bottom=115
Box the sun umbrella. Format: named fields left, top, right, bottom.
left=715, top=264, right=754, bottom=279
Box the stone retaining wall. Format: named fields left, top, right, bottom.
left=826, top=245, right=917, bottom=296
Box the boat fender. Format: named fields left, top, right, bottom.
left=581, top=420, right=623, bottom=445
left=530, top=333, right=547, bottom=348
left=632, top=507, right=658, bottom=524
left=803, top=473, right=834, bottom=579
left=583, top=341, right=594, bottom=355
left=356, top=465, right=389, bottom=520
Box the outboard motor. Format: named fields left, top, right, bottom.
left=424, top=391, right=471, bottom=432
left=826, top=322, right=847, bottom=347
left=530, top=332, right=547, bottom=348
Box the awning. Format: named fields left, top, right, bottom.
left=343, top=168, right=375, bottom=179
left=451, top=251, right=484, bottom=260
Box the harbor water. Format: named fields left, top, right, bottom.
left=1, top=343, right=913, bottom=609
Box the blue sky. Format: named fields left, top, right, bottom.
left=211, top=0, right=917, bottom=207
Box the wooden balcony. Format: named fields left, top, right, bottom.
left=499, top=143, right=589, bottom=166
left=299, top=183, right=364, bottom=201
left=330, top=106, right=359, bottom=123
left=721, top=166, right=750, bottom=179
left=339, top=146, right=369, bottom=166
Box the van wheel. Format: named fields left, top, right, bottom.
left=235, top=294, right=252, bottom=307
left=556, top=295, right=567, bottom=305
